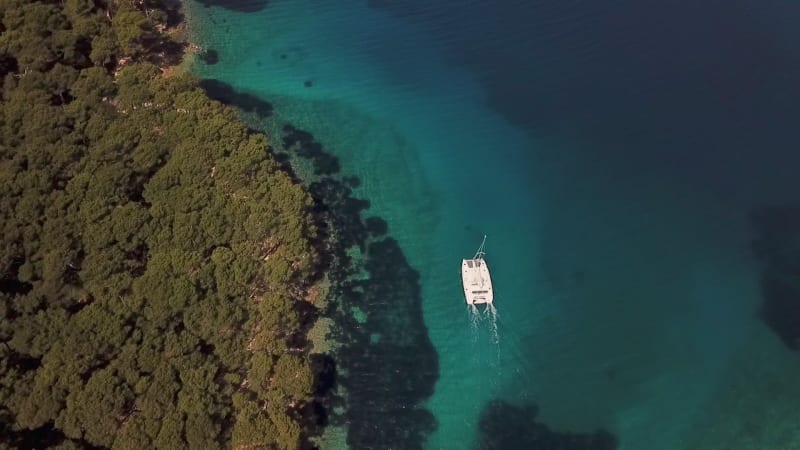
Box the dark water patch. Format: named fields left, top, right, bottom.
left=367, top=0, right=453, bottom=23
left=192, top=0, right=268, bottom=13
left=199, top=48, right=219, bottom=65
left=282, top=125, right=340, bottom=175
left=751, top=206, right=800, bottom=350
left=293, top=354, right=337, bottom=440
left=370, top=0, right=800, bottom=199
left=365, top=216, right=389, bottom=237
left=304, top=80, right=313, bottom=88
left=310, top=353, right=337, bottom=397
left=280, top=126, right=439, bottom=450
left=334, top=237, right=438, bottom=449
left=311, top=176, right=370, bottom=253
left=342, top=176, right=360, bottom=189
left=759, top=274, right=800, bottom=350
left=476, top=400, right=618, bottom=450
left=271, top=47, right=308, bottom=66
left=604, top=365, right=617, bottom=382
left=198, top=79, right=273, bottom=118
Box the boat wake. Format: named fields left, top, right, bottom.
left=462, top=235, right=499, bottom=358
left=468, top=304, right=480, bottom=340
left=467, top=303, right=500, bottom=346
left=487, top=303, right=499, bottom=345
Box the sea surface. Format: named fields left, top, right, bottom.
left=185, top=0, right=800, bottom=448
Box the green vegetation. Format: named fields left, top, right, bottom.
left=0, top=1, right=322, bottom=448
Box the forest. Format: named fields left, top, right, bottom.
left=0, top=0, right=324, bottom=448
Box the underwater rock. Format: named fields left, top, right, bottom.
left=272, top=47, right=307, bottom=65
left=278, top=125, right=440, bottom=449
left=199, top=48, right=219, bottom=65
left=750, top=206, right=800, bottom=350
left=477, top=399, right=618, bottom=450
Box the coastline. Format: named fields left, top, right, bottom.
left=8, top=1, right=800, bottom=450
left=180, top=1, right=346, bottom=446
left=131, top=1, right=345, bottom=446
left=180, top=2, right=339, bottom=355
left=180, top=4, right=443, bottom=450
left=175, top=2, right=800, bottom=450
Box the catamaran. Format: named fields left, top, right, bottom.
left=462, top=235, right=493, bottom=305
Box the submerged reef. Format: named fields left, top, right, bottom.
left=194, top=82, right=439, bottom=447
left=750, top=206, right=800, bottom=350
left=279, top=124, right=440, bottom=449
left=199, top=48, right=219, bottom=64
left=476, top=400, right=618, bottom=450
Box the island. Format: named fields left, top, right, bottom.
left=0, top=1, right=327, bottom=448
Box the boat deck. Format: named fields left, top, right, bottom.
left=462, top=258, right=493, bottom=305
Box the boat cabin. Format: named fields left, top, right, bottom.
left=462, top=236, right=493, bottom=305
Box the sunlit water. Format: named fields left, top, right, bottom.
left=186, top=0, right=800, bottom=448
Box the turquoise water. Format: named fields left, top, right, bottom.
left=186, top=1, right=800, bottom=448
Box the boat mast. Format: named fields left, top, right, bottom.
left=474, top=235, right=487, bottom=260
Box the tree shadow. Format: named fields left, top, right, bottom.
left=0, top=259, right=32, bottom=296
left=198, top=79, right=273, bottom=118
left=295, top=353, right=337, bottom=443
left=145, top=38, right=187, bottom=68
left=140, top=24, right=187, bottom=68
left=280, top=125, right=439, bottom=449
left=0, top=54, right=18, bottom=79
left=476, top=400, right=618, bottom=450
left=750, top=206, right=800, bottom=350
left=161, top=0, right=185, bottom=27
left=0, top=418, right=96, bottom=449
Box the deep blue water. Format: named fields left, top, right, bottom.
left=379, top=0, right=800, bottom=201
left=187, top=0, right=800, bottom=448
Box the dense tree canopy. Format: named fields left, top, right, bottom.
left=0, top=1, right=321, bottom=448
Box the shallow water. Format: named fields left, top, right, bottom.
left=186, top=0, right=800, bottom=448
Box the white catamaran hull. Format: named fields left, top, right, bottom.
left=462, top=257, right=493, bottom=305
